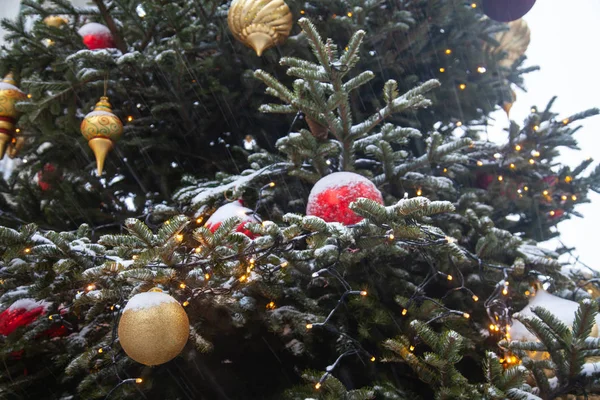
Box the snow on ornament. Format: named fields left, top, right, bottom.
left=118, top=288, right=189, bottom=366
left=306, top=172, right=384, bottom=225
left=511, top=285, right=600, bottom=361
left=0, top=299, right=48, bottom=336
left=78, top=22, right=115, bottom=50
left=204, top=200, right=261, bottom=238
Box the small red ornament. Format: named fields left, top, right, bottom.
left=43, top=324, right=68, bottom=338
left=549, top=209, right=565, bottom=219
left=306, top=172, right=384, bottom=225
left=543, top=176, right=558, bottom=187
left=204, top=200, right=261, bottom=238
left=37, top=163, right=57, bottom=191
left=0, top=299, right=48, bottom=336
left=475, top=172, right=495, bottom=190
left=482, top=0, right=536, bottom=22
left=78, top=22, right=115, bottom=50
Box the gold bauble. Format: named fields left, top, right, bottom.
left=0, top=74, right=26, bottom=159
left=80, top=96, right=123, bottom=176
left=43, top=16, right=68, bottom=28
left=227, top=0, right=293, bottom=56
left=486, top=19, right=531, bottom=68
left=118, top=288, right=189, bottom=366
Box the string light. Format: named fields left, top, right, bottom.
left=463, top=313, right=470, bottom=319
left=510, top=163, right=516, bottom=169
left=476, top=160, right=483, bottom=166
left=561, top=195, right=567, bottom=201
left=306, top=323, right=313, bottom=329
left=370, top=356, right=376, bottom=362
left=27, top=94, right=32, bottom=99
left=48, top=315, right=53, bottom=320
left=409, top=345, right=415, bottom=352
left=239, top=275, right=247, bottom=282
left=497, top=176, right=503, bottom=182
left=402, top=309, right=408, bottom=316
left=572, top=195, right=577, bottom=201
left=98, top=348, right=103, bottom=354
left=347, top=11, right=353, bottom=17
left=456, top=121, right=463, bottom=127
left=459, top=83, right=467, bottom=90
left=325, top=159, right=331, bottom=165
left=127, top=116, right=133, bottom=122
left=565, top=176, right=573, bottom=183
left=183, top=300, right=190, bottom=307
left=87, top=284, right=96, bottom=291
left=447, top=275, right=453, bottom=281
left=529, top=159, right=535, bottom=165
left=196, top=217, right=203, bottom=224
left=266, top=301, right=276, bottom=310
left=563, top=118, right=569, bottom=125
left=179, top=283, right=186, bottom=289
left=490, top=324, right=496, bottom=331
left=443, top=168, right=448, bottom=173
left=531, top=150, right=540, bottom=157
left=24, top=248, right=31, bottom=253
left=477, top=66, right=486, bottom=73
left=176, top=234, right=184, bottom=242
left=471, top=2, right=477, bottom=8
left=280, top=261, right=289, bottom=268
left=315, top=383, right=322, bottom=390
left=439, top=67, right=446, bottom=73
left=269, top=182, right=276, bottom=187
left=132, top=255, right=139, bottom=260
left=360, top=290, right=368, bottom=296
left=531, top=107, right=537, bottom=113
left=525, top=290, right=531, bottom=296
left=515, top=144, right=522, bottom=151
left=195, top=247, right=201, bottom=253
left=445, top=49, right=452, bottom=55
left=502, top=288, right=508, bottom=295
left=15, top=128, right=20, bottom=133
left=135, top=378, right=143, bottom=384
left=543, top=190, right=549, bottom=196
left=533, top=125, right=539, bottom=131
left=416, top=188, right=422, bottom=196
left=300, top=9, right=305, bottom=14
left=524, top=186, right=529, bottom=191
left=494, top=153, right=502, bottom=159
left=588, top=289, right=594, bottom=294
left=472, top=295, right=479, bottom=302
left=204, top=273, right=210, bottom=280
left=550, top=210, right=556, bottom=217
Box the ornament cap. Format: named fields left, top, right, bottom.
left=93, top=96, right=113, bottom=112
left=2, top=73, right=16, bottom=86
left=88, top=137, right=113, bottom=176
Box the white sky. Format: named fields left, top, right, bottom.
left=1, top=0, right=599, bottom=266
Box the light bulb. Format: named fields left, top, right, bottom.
left=347, top=11, right=353, bottom=17
left=515, top=144, right=522, bottom=151
left=472, top=295, right=479, bottom=302
left=459, top=83, right=467, bottom=90
left=510, top=163, right=516, bottom=169
left=136, top=378, right=143, bottom=384
left=439, top=67, right=446, bottom=73
left=477, top=66, right=486, bottom=73
left=360, top=290, right=368, bottom=296
left=445, top=49, right=452, bottom=55
left=402, top=309, right=408, bottom=316
left=306, top=323, right=313, bottom=329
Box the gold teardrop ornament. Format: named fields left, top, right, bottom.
left=80, top=96, right=123, bottom=176
left=227, top=0, right=293, bottom=56
left=0, top=73, right=26, bottom=159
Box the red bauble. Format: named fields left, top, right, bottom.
left=37, top=163, right=57, bottom=191
left=78, top=22, right=115, bottom=50
left=0, top=299, right=48, bottom=336
left=550, top=209, right=565, bottom=219
left=482, top=0, right=536, bottom=22
left=204, top=200, right=261, bottom=238
left=475, top=172, right=495, bottom=190
left=306, top=172, right=384, bottom=225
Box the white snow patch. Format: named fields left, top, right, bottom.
left=123, top=291, right=177, bottom=311
left=77, top=22, right=111, bottom=37
left=582, top=362, right=600, bottom=376
left=205, top=200, right=257, bottom=228
left=7, top=298, right=48, bottom=311
left=83, top=110, right=118, bottom=118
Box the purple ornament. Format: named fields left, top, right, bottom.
left=482, top=0, right=536, bottom=22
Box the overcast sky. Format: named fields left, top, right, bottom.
left=1, top=0, right=599, bottom=267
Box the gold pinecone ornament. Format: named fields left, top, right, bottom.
left=486, top=19, right=531, bottom=68
left=80, top=96, right=123, bottom=176
left=0, top=74, right=27, bottom=159
left=118, top=288, right=189, bottom=366
left=227, top=0, right=293, bottom=56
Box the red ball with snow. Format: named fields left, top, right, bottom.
left=0, top=299, right=47, bottom=336
left=204, top=200, right=261, bottom=238
left=306, top=172, right=384, bottom=225
left=78, top=22, right=115, bottom=50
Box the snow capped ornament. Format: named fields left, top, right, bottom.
left=307, top=172, right=384, bottom=225
left=80, top=96, right=123, bottom=176
left=78, top=22, right=114, bottom=50
left=227, top=0, right=293, bottom=56
left=118, top=288, right=189, bottom=366
left=204, top=200, right=261, bottom=238
left=511, top=285, right=600, bottom=360
left=482, top=0, right=536, bottom=22
left=0, top=299, right=48, bottom=336
left=0, top=73, right=27, bottom=159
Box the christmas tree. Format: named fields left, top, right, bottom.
left=1, top=0, right=600, bottom=399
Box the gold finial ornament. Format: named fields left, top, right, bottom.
left=8, top=133, right=25, bottom=159
left=80, top=96, right=123, bottom=176
left=227, top=0, right=293, bottom=56
left=0, top=73, right=27, bottom=159
left=502, top=89, right=517, bottom=117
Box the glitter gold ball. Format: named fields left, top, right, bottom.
left=0, top=73, right=26, bottom=159
left=118, top=289, right=189, bottom=366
